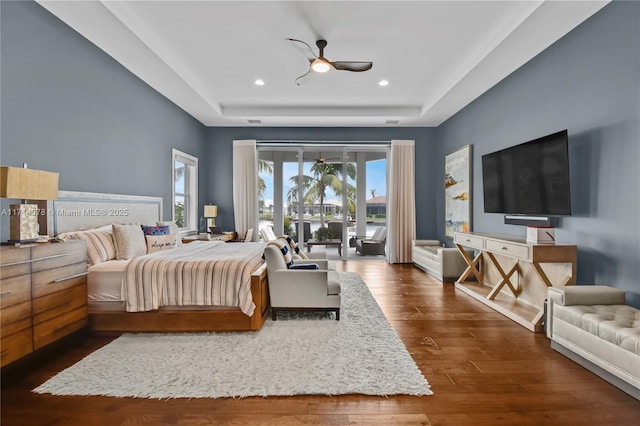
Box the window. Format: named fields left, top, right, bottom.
left=172, top=149, right=198, bottom=232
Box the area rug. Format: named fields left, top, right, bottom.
left=33, top=272, right=432, bottom=399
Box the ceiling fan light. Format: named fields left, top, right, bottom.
left=311, top=58, right=331, bottom=73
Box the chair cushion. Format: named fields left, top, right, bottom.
left=327, top=271, right=341, bottom=295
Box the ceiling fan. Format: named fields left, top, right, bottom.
left=286, top=38, right=373, bottom=85
left=297, top=152, right=349, bottom=164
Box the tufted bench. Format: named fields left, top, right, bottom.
left=547, top=285, right=640, bottom=400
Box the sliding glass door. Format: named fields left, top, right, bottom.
left=258, top=145, right=388, bottom=259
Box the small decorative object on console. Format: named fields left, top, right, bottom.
left=526, top=226, right=555, bottom=244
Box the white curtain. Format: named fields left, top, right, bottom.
left=387, top=140, right=416, bottom=263
left=232, top=140, right=259, bottom=241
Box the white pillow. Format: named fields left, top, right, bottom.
left=58, top=227, right=116, bottom=266
left=157, top=221, right=181, bottom=246
left=112, top=224, right=147, bottom=260
left=146, top=234, right=177, bottom=253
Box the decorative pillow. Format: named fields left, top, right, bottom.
left=277, top=235, right=308, bottom=259
left=64, top=228, right=116, bottom=266
left=146, top=234, right=177, bottom=253
left=289, top=263, right=319, bottom=270
left=112, top=224, right=147, bottom=260
left=157, top=221, right=181, bottom=246
left=141, top=225, right=170, bottom=236
left=267, top=239, right=294, bottom=268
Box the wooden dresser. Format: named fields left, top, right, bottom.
left=1, top=240, right=88, bottom=367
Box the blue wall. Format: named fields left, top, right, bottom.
left=204, top=127, right=437, bottom=237
left=435, top=1, right=640, bottom=305
left=0, top=0, right=206, bottom=236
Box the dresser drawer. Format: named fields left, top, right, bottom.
left=33, top=307, right=87, bottom=350
left=454, top=233, right=484, bottom=250
left=0, top=300, right=32, bottom=328
left=1, top=314, right=31, bottom=338
left=33, top=284, right=87, bottom=325
left=32, top=262, right=88, bottom=298
left=31, top=241, right=87, bottom=272
left=1, top=328, right=33, bottom=367
left=0, top=246, right=31, bottom=280
left=0, top=274, right=31, bottom=308
left=485, top=238, right=530, bottom=260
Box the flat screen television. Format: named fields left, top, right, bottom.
left=482, top=130, right=571, bottom=216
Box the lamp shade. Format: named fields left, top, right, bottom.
left=203, top=205, right=218, bottom=218
left=0, top=166, right=59, bottom=200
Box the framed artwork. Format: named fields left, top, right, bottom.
left=445, top=144, right=472, bottom=238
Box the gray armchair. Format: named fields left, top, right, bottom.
left=355, top=226, right=386, bottom=256
left=264, top=244, right=341, bottom=320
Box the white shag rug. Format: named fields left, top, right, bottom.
left=33, top=272, right=432, bottom=399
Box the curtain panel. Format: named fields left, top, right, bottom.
left=387, top=140, right=416, bottom=263
left=232, top=140, right=259, bottom=241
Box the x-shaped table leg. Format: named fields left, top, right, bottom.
left=486, top=252, right=519, bottom=299
left=456, top=243, right=483, bottom=283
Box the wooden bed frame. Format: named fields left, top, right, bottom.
left=50, top=191, right=269, bottom=334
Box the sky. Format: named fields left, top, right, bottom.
left=260, top=159, right=386, bottom=205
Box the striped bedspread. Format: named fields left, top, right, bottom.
left=121, top=241, right=266, bottom=316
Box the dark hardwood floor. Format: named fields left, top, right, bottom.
left=2, top=260, right=639, bottom=425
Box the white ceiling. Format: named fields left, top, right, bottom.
left=37, top=0, right=609, bottom=127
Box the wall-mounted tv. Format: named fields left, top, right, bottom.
left=482, top=130, right=571, bottom=216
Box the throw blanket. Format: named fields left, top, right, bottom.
left=121, top=241, right=265, bottom=316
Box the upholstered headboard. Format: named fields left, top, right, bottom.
left=48, top=191, right=163, bottom=235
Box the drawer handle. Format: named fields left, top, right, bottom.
left=0, top=291, right=10, bottom=298
left=502, top=246, right=508, bottom=250
left=53, top=272, right=88, bottom=283
left=33, top=254, right=70, bottom=262
left=466, top=239, right=471, bottom=242
left=1, top=259, right=32, bottom=267
left=2, top=253, right=70, bottom=267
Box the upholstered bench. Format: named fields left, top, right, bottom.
left=547, top=285, right=640, bottom=400
left=412, top=240, right=472, bottom=281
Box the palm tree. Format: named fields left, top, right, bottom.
left=258, top=160, right=273, bottom=205
left=288, top=163, right=356, bottom=227
left=370, top=188, right=377, bottom=199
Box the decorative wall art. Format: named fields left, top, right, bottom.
left=445, top=145, right=472, bottom=238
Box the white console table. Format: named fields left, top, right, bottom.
left=453, top=232, right=577, bottom=332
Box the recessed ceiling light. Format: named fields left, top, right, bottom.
left=254, top=79, right=265, bottom=86
left=378, top=79, right=389, bottom=87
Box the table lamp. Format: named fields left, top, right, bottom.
left=1, top=165, right=59, bottom=243
left=204, top=204, right=220, bottom=233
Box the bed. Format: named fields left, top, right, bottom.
left=49, top=191, right=269, bottom=334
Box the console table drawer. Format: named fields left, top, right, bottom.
left=454, top=233, right=484, bottom=250
left=485, top=239, right=529, bottom=260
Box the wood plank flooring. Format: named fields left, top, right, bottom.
left=2, top=261, right=639, bottom=425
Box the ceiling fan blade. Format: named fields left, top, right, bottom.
left=286, top=38, right=318, bottom=62
left=294, top=68, right=314, bottom=86
left=331, top=61, right=373, bottom=72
